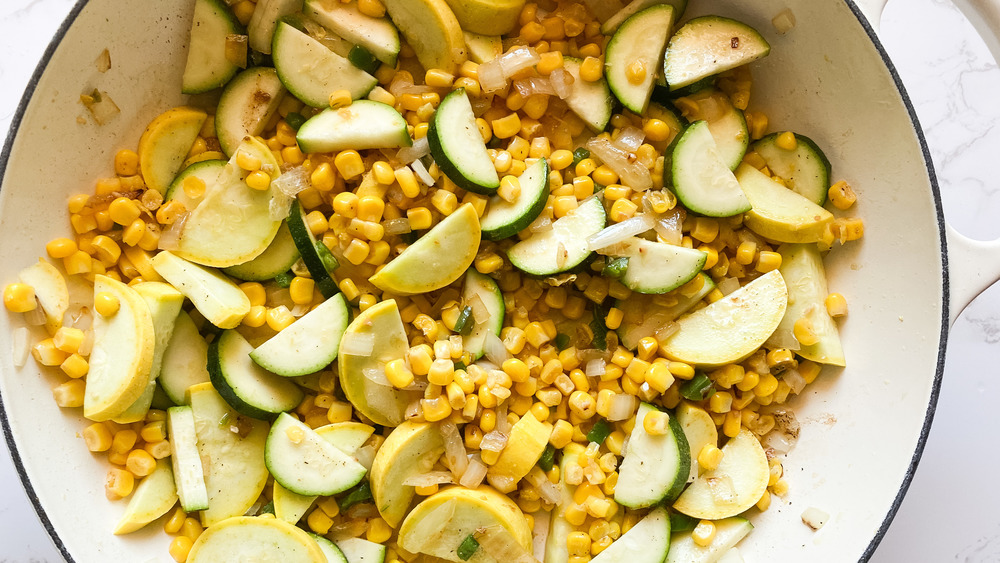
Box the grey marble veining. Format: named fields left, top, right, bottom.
left=2, top=0, right=1000, bottom=561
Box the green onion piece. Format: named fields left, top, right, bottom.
left=587, top=419, right=611, bottom=444
left=572, top=147, right=591, bottom=167
left=347, top=44, right=380, bottom=74
left=457, top=534, right=479, bottom=560
left=590, top=305, right=608, bottom=351
left=538, top=444, right=556, bottom=471
left=339, top=481, right=372, bottom=511
left=274, top=271, right=294, bottom=288
left=553, top=333, right=570, bottom=350
left=680, top=372, right=713, bottom=401
left=602, top=256, right=629, bottom=279
left=669, top=510, right=698, bottom=532
left=285, top=112, right=306, bottom=130
left=454, top=305, right=475, bottom=335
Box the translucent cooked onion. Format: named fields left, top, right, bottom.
left=707, top=475, right=737, bottom=503
left=654, top=321, right=680, bottom=343
left=478, top=59, right=506, bottom=93
left=495, top=401, right=511, bottom=434
left=763, top=430, right=797, bottom=454
left=588, top=215, right=655, bottom=251
left=654, top=209, right=684, bottom=245
left=586, top=137, right=652, bottom=191
left=225, top=34, right=248, bottom=68
left=585, top=358, right=606, bottom=378
left=528, top=215, right=552, bottom=233
left=397, top=137, right=430, bottom=164
left=783, top=368, right=807, bottom=395
left=410, top=159, right=435, bottom=186
left=483, top=332, right=511, bottom=365
left=717, top=277, right=741, bottom=296
left=382, top=217, right=412, bottom=235
left=363, top=366, right=390, bottom=386
left=341, top=332, right=375, bottom=356
left=480, top=430, right=508, bottom=452
left=354, top=441, right=378, bottom=471
left=614, top=126, right=646, bottom=152
left=773, top=8, right=797, bottom=34
left=459, top=455, right=488, bottom=488
left=402, top=471, right=455, bottom=487
left=467, top=293, right=489, bottom=328
left=78, top=329, right=94, bottom=357
left=440, top=422, right=469, bottom=478
left=525, top=466, right=561, bottom=504
left=12, top=327, right=29, bottom=368
left=290, top=303, right=310, bottom=317
left=157, top=211, right=189, bottom=251
left=23, top=304, right=46, bottom=326
left=513, top=76, right=557, bottom=98
left=475, top=526, right=540, bottom=563
left=607, top=393, right=637, bottom=422
left=81, top=89, right=120, bottom=125
left=549, top=68, right=574, bottom=99
left=275, top=166, right=310, bottom=196
left=499, top=46, right=541, bottom=77
left=765, top=327, right=801, bottom=351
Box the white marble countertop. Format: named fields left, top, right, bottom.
left=2, top=0, right=999, bottom=561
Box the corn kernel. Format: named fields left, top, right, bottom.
left=825, top=292, right=848, bottom=317
left=3, top=283, right=36, bottom=313
left=105, top=467, right=135, bottom=499
left=775, top=131, right=798, bottom=151
left=580, top=56, right=603, bottom=82
left=492, top=113, right=522, bottom=139
left=334, top=150, right=365, bottom=179
left=692, top=520, right=717, bottom=547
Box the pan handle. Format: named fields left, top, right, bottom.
left=945, top=229, right=1000, bottom=326
left=851, top=0, right=889, bottom=29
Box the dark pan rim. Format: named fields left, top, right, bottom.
left=0, top=1, right=948, bottom=562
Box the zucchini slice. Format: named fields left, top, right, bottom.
left=265, top=412, right=368, bottom=496
left=428, top=88, right=500, bottom=194
left=664, top=16, right=770, bottom=90
left=272, top=19, right=378, bottom=107
left=248, top=0, right=303, bottom=54
left=312, top=534, right=349, bottom=563
left=602, top=0, right=687, bottom=34
left=670, top=120, right=750, bottom=217
left=673, top=429, right=769, bottom=520
left=305, top=0, right=401, bottom=66
left=678, top=88, right=749, bottom=170
left=736, top=163, right=833, bottom=243
left=562, top=57, right=613, bottom=132
left=775, top=243, right=845, bottom=366
left=591, top=507, right=671, bottom=562
left=336, top=538, right=387, bottom=563
left=223, top=221, right=301, bottom=282
left=286, top=200, right=340, bottom=298
left=751, top=132, right=832, bottom=205
left=507, top=195, right=606, bottom=277
left=619, top=238, right=707, bottom=295
left=481, top=157, right=549, bottom=241
left=164, top=159, right=227, bottom=211
left=605, top=5, right=676, bottom=114
left=215, top=67, right=287, bottom=157
left=250, top=293, right=351, bottom=376
left=461, top=269, right=505, bottom=360
left=157, top=310, right=211, bottom=405
left=167, top=405, right=210, bottom=512
left=615, top=273, right=715, bottom=350
left=615, top=403, right=691, bottom=508
left=296, top=100, right=411, bottom=153
left=666, top=517, right=752, bottom=563
left=182, top=0, right=244, bottom=94
left=208, top=330, right=305, bottom=420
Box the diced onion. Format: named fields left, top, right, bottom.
left=441, top=422, right=469, bottom=478
left=499, top=46, right=541, bottom=77
left=12, top=327, right=29, bottom=368
left=78, top=329, right=94, bottom=357
left=81, top=89, right=120, bottom=125
left=480, top=430, right=508, bottom=452
left=94, top=48, right=111, bottom=72
left=341, top=332, right=375, bottom=356
left=328, top=518, right=370, bottom=542
left=483, top=332, right=511, bottom=365
left=23, top=304, right=46, bottom=327
left=549, top=68, right=574, bottom=99
left=717, top=277, right=741, bottom=296
left=773, top=8, right=797, bottom=34
left=763, top=430, right=797, bottom=454
left=158, top=212, right=189, bottom=251
left=397, top=137, right=430, bottom=164
left=410, top=160, right=435, bottom=186
left=459, top=455, right=488, bottom=488
left=586, top=137, right=652, bottom=191
left=495, top=401, right=511, bottom=435
left=588, top=214, right=655, bottom=251
left=654, top=209, right=684, bottom=245
left=525, top=466, right=562, bottom=504
left=382, top=217, right=412, bottom=236
left=467, top=293, right=489, bottom=328
left=707, top=475, right=737, bottom=503
left=270, top=190, right=292, bottom=220
left=402, top=471, right=455, bottom=487
left=528, top=215, right=552, bottom=233
left=783, top=368, right=807, bottom=395
left=363, top=366, right=390, bottom=386
left=477, top=59, right=506, bottom=93
left=765, top=327, right=801, bottom=351
left=585, top=358, right=606, bottom=378
left=405, top=399, right=423, bottom=421
left=607, top=393, right=637, bottom=422
left=801, top=507, right=829, bottom=530
left=513, top=76, right=557, bottom=98
left=475, top=526, right=540, bottom=563
left=614, top=126, right=645, bottom=153
left=275, top=166, right=311, bottom=196
left=290, top=303, right=310, bottom=317
left=654, top=321, right=680, bottom=343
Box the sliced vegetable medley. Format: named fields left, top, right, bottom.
left=3, top=0, right=865, bottom=561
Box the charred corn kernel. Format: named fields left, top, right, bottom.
left=709, top=391, right=733, bottom=413
left=242, top=305, right=266, bottom=328
left=95, top=291, right=121, bottom=316
left=609, top=198, right=638, bottom=223
left=567, top=532, right=591, bottom=557
left=168, top=536, right=193, bottom=562
left=333, top=192, right=359, bottom=218
left=105, top=467, right=134, bottom=499
left=46, top=237, right=78, bottom=259
left=498, top=175, right=521, bottom=203
left=82, top=422, right=113, bottom=452
left=307, top=507, right=334, bottom=534
left=775, top=131, right=798, bottom=151
left=266, top=306, right=295, bottom=331
left=289, top=277, right=315, bottom=305
left=334, top=150, right=364, bottom=179
left=246, top=170, right=272, bottom=191
left=430, top=190, right=457, bottom=216
left=3, top=283, right=36, bottom=313
left=343, top=239, right=370, bottom=265
left=328, top=89, right=353, bottom=109
left=125, top=449, right=157, bottom=477
left=756, top=251, right=782, bottom=272
left=825, top=292, right=849, bottom=317
left=108, top=197, right=141, bottom=226
left=422, top=396, right=453, bottom=422
left=60, top=353, right=89, bottom=379
left=625, top=59, right=647, bottom=84
left=793, top=316, right=819, bottom=346
left=580, top=56, right=603, bottom=82
left=492, top=113, right=522, bottom=139
left=642, top=410, right=670, bottom=435
left=829, top=180, right=858, bottom=210
left=239, top=282, right=266, bottom=307
left=698, top=444, right=724, bottom=472
left=310, top=162, right=336, bottom=192
left=692, top=520, right=717, bottom=547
